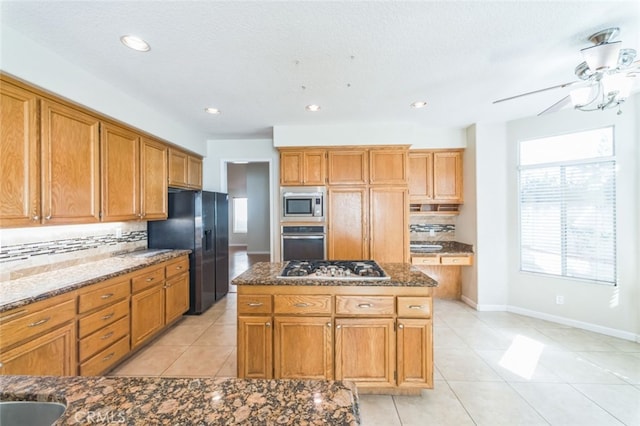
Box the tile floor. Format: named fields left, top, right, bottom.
left=109, top=250, right=640, bottom=425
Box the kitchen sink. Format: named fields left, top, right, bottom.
left=0, top=401, right=66, bottom=426
left=410, top=244, right=443, bottom=253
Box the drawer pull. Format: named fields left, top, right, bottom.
left=101, top=331, right=115, bottom=340
left=163, top=285, right=170, bottom=289
left=408, top=305, right=425, bottom=310
left=176, top=266, right=183, bottom=270
left=357, top=303, right=373, bottom=308
left=101, top=312, right=115, bottom=321
left=146, top=277, right=155, bottom=282
left=100, top=293, right=114, bottom=299
left=102, top=352, right=115, bottom=362
left=0, top=309, right=28, bottom=322
left=247, top=302, right=263, bottom=307
left=294, top=302, right=311, bottom=308
left=27, top=317, right=51, bottom=327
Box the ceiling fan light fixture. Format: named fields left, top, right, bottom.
left=120, top=35, right=150, bottom=52
left=569, top=86, right=595, bottom=107
left=602, top=73, right=635, bottom=100
left=581, top=41, right=622, bottom=72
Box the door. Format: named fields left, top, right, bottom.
left=408, top=152, right=434, bottom=202
left=40, top=99, right=100, bottom=224
left=397, top=319, right=433, bottom=388
left=327, top=187, right=368, bottom=260
left=369, top=187, right=408, bottom=263
left=335, top=318, right=395, bottom=388
left=0, top=82, right=39, bottom=227
left=140, top=137, right=168, bottom=220
left=238, top=316, right=273, bottom=379
left=274, top=316, right=332, bottom=380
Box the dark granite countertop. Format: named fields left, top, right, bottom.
left=410, top=241, right=474, bottom=256
left=231, top=262, right=437, bottom=287
left=0, top=249, right=191, bottom=313
left=0, top=375, right=360, bottom=425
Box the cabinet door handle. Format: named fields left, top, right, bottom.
left=294, top=302, right=311, bottom=308
left=398, top=324, right=404, bottom=329
left=408, top=305, right=425, bottom=309
left=357, top=303, right=372, bottom=308
left=27, top=317, right=51, bottom=327
left=265, top=322, right=271, bottom=327
left=101, top=331, right=115, bottom=340
left=100, top=293, right=114, bottom=299
left=101, top=312, right=115, bottom=321
left=247, top=302, right=263, bottom=307
left=102, top=352, right=115, bottom=362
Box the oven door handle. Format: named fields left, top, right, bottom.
left=282, top=235, right=324, bottom=240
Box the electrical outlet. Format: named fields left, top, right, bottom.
left=429, top=229, right=435, bottom=237
left=556, top=295, right=564, bottom=305
left=115, top=228, right=122, bottom=238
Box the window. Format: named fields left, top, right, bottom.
left=233, top=197, right=248, bottom=233
left=518, top=127, right=616, bottom=285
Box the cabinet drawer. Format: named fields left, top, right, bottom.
left=411, top=256, right=440, bottom=266
left=0, top=296, right=76, bottom=349
left=78, top=298, right=129, bottom=338
left=335, top=296, right=395, bottom=316
left=77, top=279, right=130, bottom=314
left=397, top=297, right=432, bottom=318
left=79, top=316, right=129, bottom=362
left=165, top=257, right=189, bottom=278
left=274, top=295, right=332, bottom=315
left=440, top=256, right=473, bottom=266
left=131, top=266, right=164, bottom=293
left=238, top=295, right=273, bottom=314
left=79, top=336, right=129, bottom=376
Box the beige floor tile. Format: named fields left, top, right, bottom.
left=152, top=324, right=210, bottom=346
left=162, top=345, right=234, bottom=377
left=448, top=381, right=547, bottom=425
left=435, top=348, right=503, bottom=382
left=537, top=328, right=620, bottom=351
left=109, top=345, right=189, bottom=376
left=357, top=395, right=401, bottom=426
left=511, top=383, right=624, bottom=425
left=434, top=326, right=469, bottom=349
left=213, top=311, right=238, bottom=325
left=450, top=326, right=513, bottom=350
left=573, top=384, right=640, bottom=425
left=578, top=351, right=640, bottom=384
left=179, top=315, right=216, bottom=328
left=538, top=350, right=627, bottom=384
left=475, top=349, right=562, bottom=383
left=394, top=383, right=475, bottom=425
left=216, top=349, right=237, bottom=378
left=192, top=324, right=237, bottom=346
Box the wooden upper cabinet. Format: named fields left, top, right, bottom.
left=279, top=149, right=326, bottom=186
left=140, top=137, right=168, bottom=220
left=408, top=150, right=463, bottom=203
left=369, top=148, right=408, bottom=185
left=101, top=123, right=140, bottom=222
left=370, top=187, right=408, bottom=263
left=0, top=81, right=39, bottom=227
left=40, top=99, right=100, bottom=224
left=327, top=187, right=368, bottom=260
left=168, top=148, right=202, bottom=189
left=327, top=149, right=368, bottom=185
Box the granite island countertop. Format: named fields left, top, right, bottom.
left=0, top=249, right=191, bottom=313
left=410, top=240, right=474, bottom=256
left=232, top=262, right=437, bottom=287
left=0, top=375, right=360, bottom=425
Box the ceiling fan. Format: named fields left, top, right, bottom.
left=494, top=27, right=640, bottom=116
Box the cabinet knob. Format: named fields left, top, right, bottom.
left=336, top=325, right=341, bottom=329
left=326, top=322, right=331, bottom=327
left=32, top=215, right=39, bottom=221
left=45, top=214, right=52, bottom=220
left=398, top=324, right=404, bottom=329
left=265, top=322, right=271, bottom=327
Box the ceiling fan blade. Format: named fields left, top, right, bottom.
left=493, top=81, right=578, bottom=104
left=538, top=95, right=572, bottom=116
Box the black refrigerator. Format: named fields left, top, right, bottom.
left=148, top=191, right=229, bottom=314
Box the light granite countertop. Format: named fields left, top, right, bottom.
left=410, top=240, right=474, bottom=256
left=231, top=262, right=437, bottom=287
left=0, top=375, right=360, bottom=425
left=0, top=249, right=191, bottom=313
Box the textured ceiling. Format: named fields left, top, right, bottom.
left=2, top=1, right=639, bottom=139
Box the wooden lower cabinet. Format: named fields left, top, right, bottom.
left=274, top=316, right=332, bottom=380
left=165, top=272, right=189, bottom=324
left=334, top=318, right=395, bottom=388
left=131, top=283, right=165, bottom=349
left=397, top=318, right=432, bottom=388
left=0, top=322, right=76, bottom=376
left=238, top=316, right=272, bottom=379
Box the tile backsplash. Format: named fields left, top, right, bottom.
left=410, top=215, right=456, bottom=241
left=0, top=222, right=147, bottom=280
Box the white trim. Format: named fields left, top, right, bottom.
left=228, top=244, right=247, bottom=247
left=475, top=303, right=508, bottom=312
left=246, top=251, right=271, bottom=255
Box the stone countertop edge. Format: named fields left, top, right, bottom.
left=0, top=249, right=191, bottom=313
left=231, top=262, right=438, bottom=287
left=410, top=240, right=474, bottom=256
left=0, top=375, right=360, bottom=425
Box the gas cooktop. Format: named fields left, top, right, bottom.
left=278, top=260, right=390, bottom=281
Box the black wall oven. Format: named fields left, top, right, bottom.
left=281, top=225, right=326, bottom=261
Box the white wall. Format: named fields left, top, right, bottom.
left=274, top=123, right=466, bottom=148
left=0, top=26, right=206, bottom=155
left=457, top=125, right=478, bottom=304
left=246, top=163, right=270, bottom=254
left=504, top=97, right=639, bottom=339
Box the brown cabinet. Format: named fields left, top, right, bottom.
left=409, top=150, right=463, bottom=203
left=369, top=149, right=408, bottom=185
left=279, top=149, right=326, bottom=186
left=397, top=318, right=432, bottom=388
left=411, top=256, right=473, bottom=299
left=369, top=187, right=408, bottom=263
left=237, top=315, right=273, bottom=379
left=164, top=272, right=189, bottom=324
left=168, top=148, right=202, bottom=189
left=327, top=149, right=368, bottom=185
left=327, top=187, right=368, bottom=260
left=130, top=266, right=166, bottom=349
left=41, top=99, right=101, bottom=224
left=0, top=81, right=39, bottom=227
left=140, top=137, right=168, bottom=220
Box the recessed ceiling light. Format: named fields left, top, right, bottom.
left=204, top=107, right=221, bottom=115
left=410, top=101, right=428, bottom=109
left=120, top=35, right=150, bottom=52
left=305, top=104, right=321, bottom=112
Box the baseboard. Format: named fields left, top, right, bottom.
left=460, top=295, right=477, bottom=309
left=246, top=251, right=270, bottom=255
left=507, top=305, right=640, bottom=343
left=229, top=244, right=247, bottom=247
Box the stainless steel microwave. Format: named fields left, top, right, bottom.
left=281, top=186, right=325, bottom=222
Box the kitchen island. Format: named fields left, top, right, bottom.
left=232, top=261, right=437, bottom=395
left=0, top=375, right=360, bottom=425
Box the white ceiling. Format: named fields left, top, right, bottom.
left=2, top=1, right=639, bottom=139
